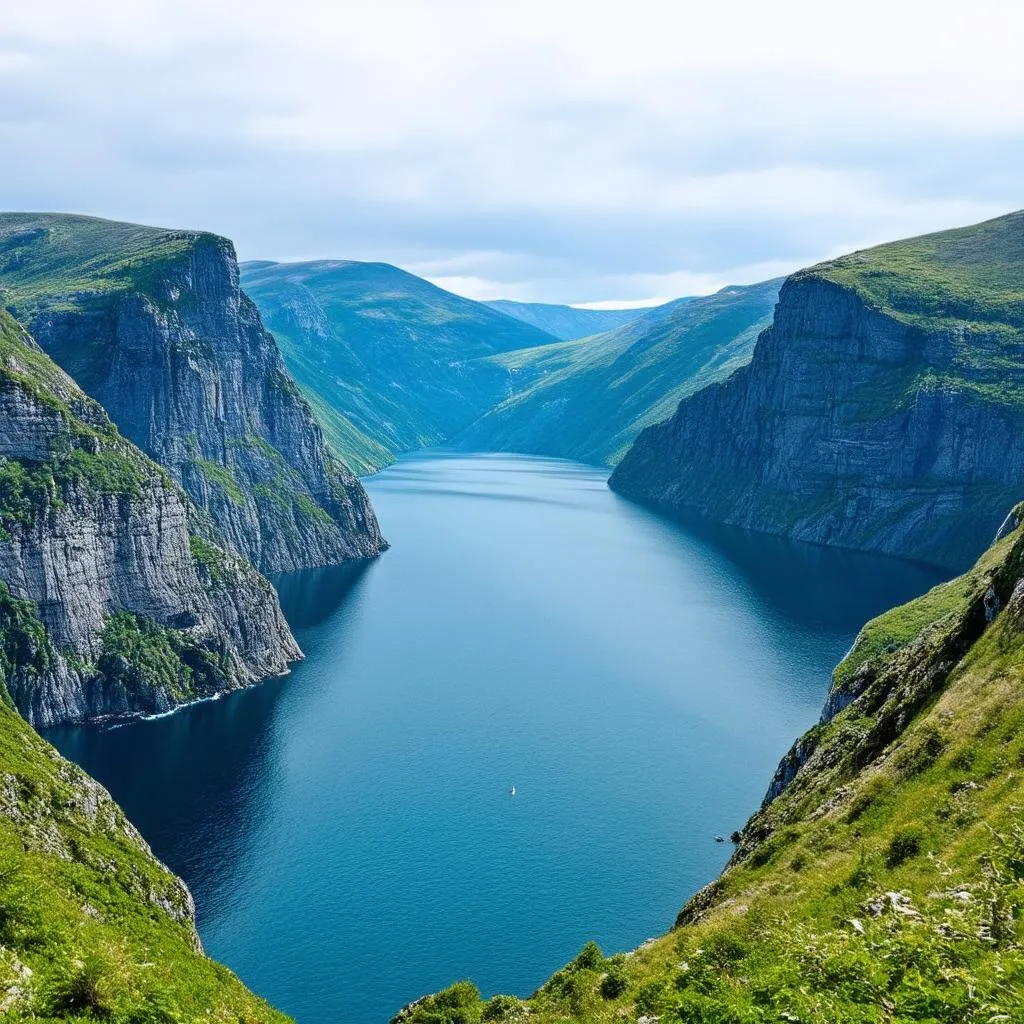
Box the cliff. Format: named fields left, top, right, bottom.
left=611, top=210, right=1024, bottom=570
left=401, top=507, right=1024, bottom=1023
left=0, top=698, right=290, bottom=1020
left=0, top=308, right=300, bottom=727
left=0, top=214, right=385, bottom=572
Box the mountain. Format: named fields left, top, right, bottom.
left=612, top=211, right=1024, bottom=571
left=0, top=696, right=290, bottom=1020
left=456, top=279, right=781, bottom=466
left=0, top=307, right=300, bottom=726
left=399, top=501, right=1024, bottom=1023
left=484, top=299, right=654, bottom=340
left=239, top=260, right=558, bottom=474
left=0, top=214, right=385, bottom=572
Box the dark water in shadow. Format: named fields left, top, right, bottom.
left=45, top=453, right=945, bottom=1024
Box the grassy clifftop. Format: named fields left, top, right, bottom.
left=0, top=212, right=219, bottom=312
left=798, top=209, right=1024, bottom=337
left=404, top=509, right=1024, bottom=1023
left=0, top=699, right=289, bottom=1021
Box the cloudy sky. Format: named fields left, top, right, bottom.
left=2, top=1, right=1022, bottom=305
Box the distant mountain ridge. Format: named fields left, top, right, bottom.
left=241, top=260, right=775, bottom=474
left=484, top=299, right=655, bottom=340
left=240, top=259, right=559, bottom=474
left=456, top=280, right=781, bottom=466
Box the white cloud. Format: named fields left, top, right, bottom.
left=1, top=0, right=1022, bottom=302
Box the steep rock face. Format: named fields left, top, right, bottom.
left=0, top=214, right=385, bottom=572
left=0, top=309, right=300, bottom=727
left=612, top=213, right=1024, bottom=570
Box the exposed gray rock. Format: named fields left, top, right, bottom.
left=7, top=223, right=385, bottom=572
left=0, top=313, right=300, bottom=727
left=612, top=275, right=1024, bottom=571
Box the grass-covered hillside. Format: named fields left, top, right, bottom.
left=484, top=300, right=652, bottom=341
left=240, top=260, right=558, bottom=474
left=805, top=209, right=1024, bottom=335
left=0, top=698, right=290, bottom=1021
left=455, top=279, right=780, bottom=467
left=402, top=506, right=1024, bottom=1023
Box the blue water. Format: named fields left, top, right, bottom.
left=45, top=453, right=945, bottom=1024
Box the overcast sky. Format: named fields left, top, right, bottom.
left=2, top=1, right=1022, bottom=305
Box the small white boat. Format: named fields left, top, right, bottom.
left=510, top=785, right=516, bottom=797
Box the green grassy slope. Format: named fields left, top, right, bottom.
left=484, top=300, right=654, bottom=341
left=402, top=508, right=1024, bottom=1023
left=799, top=209, right=1024, bottom=413
left=240, top=260, right=558, bottom=474
left=455, top=279, right=781, bottom=466
left=0, top=698, right=290, bottom=1021
left=805, top=209, right=1024, bottom=333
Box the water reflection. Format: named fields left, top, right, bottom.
left=43, top=453, right=949, bottom=1024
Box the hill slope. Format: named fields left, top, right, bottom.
left=0, top=214, right=385, bottom=571
left=0, top=697, right=290, bottom=1020
left=457, top=279, right=780, bottom=466
left=401, top=502, right=1024, bottom=1023
left=240, top=260, right=558, bottom=474
left=0, top=307, right=299, bottom=726
left=612, top=211, right=1024, bottom=571
left=484, top=300, right=651, bottom=340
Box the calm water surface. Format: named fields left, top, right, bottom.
left=46, top=453, right=945, bottom=1024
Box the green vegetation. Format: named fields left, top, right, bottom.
left=190, top=457, right=246, bottom=504
left=0, top=214, right=228, bottom=391
left=0, top=583, right=50, bottom=706
left=98, top=611, right=226, bottom=702
left=0, top=699, right=289, bottom=1021
left=457, top=280, right=781, bottom=467
left=406, top=514, right=1024, bottom=1023
left=239, top=259, right=558, bottom=473
left=188, top=534, right=230, bottom=587
left=803, top=210, right=1024, bottom=336
left=796, top=210, right=1024, bottom=424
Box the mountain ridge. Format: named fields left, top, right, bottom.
left=0, top=212, right=386, bottom=572
left=612, top=210, right=1024, bottom=571
left=240, top=258, right=559, bottom=474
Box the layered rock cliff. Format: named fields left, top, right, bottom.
left=612, top=211, right=1024, bottom=571
left=0, top=214, right=385, bottom=572
left=0, top=308, right=299, bottom=727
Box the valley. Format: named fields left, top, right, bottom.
left=1, top=207, right=1023, bottom=1023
